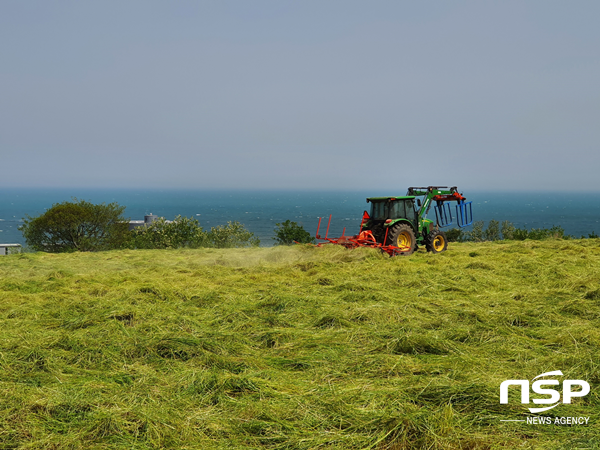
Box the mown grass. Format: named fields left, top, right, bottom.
left=0, top=240, right=599, bottom=449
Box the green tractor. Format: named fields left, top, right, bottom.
left=360, top=186, right=472, bottom=255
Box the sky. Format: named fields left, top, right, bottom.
left=1, top=1, right=599, bottom=191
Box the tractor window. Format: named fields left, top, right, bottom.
left=370, top=202, right=387, bottom=220
left=405, top=199, right=417, bottom=222
left=389, top=201, right=406, bottom=219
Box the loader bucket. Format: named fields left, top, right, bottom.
left=434, top=203, right=453, bottom=227
left=456, top=201, right=473, bottom=228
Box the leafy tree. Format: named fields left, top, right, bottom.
left=19, top=199, right=129, bottom=252
left=273, top=220, right=315, bottom=245
left=129, top=215, right=207, bottom=249
left=501, top=221, right=515, bottom=240
left=484, top=220, right=501, bottom=241
left=465, top=221, right=485, bottom=242
left=207, top=221, right=260, bottom=248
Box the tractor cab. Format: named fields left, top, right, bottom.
left=367, top=196, right=418, bottom=225
left=361, top=196, right=421, bottom=246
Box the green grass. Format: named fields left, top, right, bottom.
left=1, top=240, right=599, bottom=449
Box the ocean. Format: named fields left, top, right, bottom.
left=1, top=188, right=599, bottom=247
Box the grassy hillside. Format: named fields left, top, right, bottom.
left=0, top=240, right=599, bottom=449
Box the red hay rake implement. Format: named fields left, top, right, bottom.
left=313, top=213, right=412, bottom=257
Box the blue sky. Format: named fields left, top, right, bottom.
left=1, top=1, right=599, bottom=191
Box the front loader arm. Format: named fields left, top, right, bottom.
left=407, top=186, right=456, bottom=220
left=407, top=186, right=471, bottom=227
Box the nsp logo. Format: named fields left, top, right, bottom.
left=500, top=370, right=590, bottom=413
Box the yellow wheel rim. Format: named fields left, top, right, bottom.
left=397, top=231, right=412, bottom=248
left=433, top=235, right=445, bottom=251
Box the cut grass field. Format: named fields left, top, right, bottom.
left=1, top=240, right=599, bottom=449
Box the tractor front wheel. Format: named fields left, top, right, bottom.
left=386, top=223, right=416, bottom=255
left=426, top=230, right=448, bottom=254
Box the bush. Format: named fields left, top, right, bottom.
left=447, top=220, right=580, bottom=243
left=130, top=217, right=259, bottom=249
left=445, top=228, right=464, bottom=243
left=512, top=227, right=529, bottom=240
left=510, top=225, right=567, bottom=241
left=445, top=221, right=500, bottom=243
left=465, top=221, right=484, bottom=242
left=533, top=226, right=566, bottom=240
left=19, top=199, right=129, bottom=252
left=207, top=221, right=260, bottom=248
left=129, top=216, right=207, bottom=249
left=501, top=220, right=515, bottom=240
left=273, top=220, right=315, bottom=245
left=484, top=220, right=501, bottom=241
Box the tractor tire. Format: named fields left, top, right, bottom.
left=386, top=223, right=416, bottom=255
left=426, top=230, right=448, bottom=254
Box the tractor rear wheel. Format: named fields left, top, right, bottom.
left=386, top=223, right=416, bottom=255
left=426, top=230, right=448, bottom=253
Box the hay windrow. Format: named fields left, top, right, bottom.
left=0, top=240, right=599, bottom=448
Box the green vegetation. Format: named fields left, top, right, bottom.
left=207, top=221, right=260, bottom=248
left=19, top=199, right=130, bottom=252
left=129, top=216, right=259, bottom=249
left=447, top=221, right=579, bottom=243
left=21, top=202, right=260, bottom=252
left=273, top=220, right=316, bottom=245
left=1, top=240, right=599, bottom=449
left=129, top=216, right=208, bottom=249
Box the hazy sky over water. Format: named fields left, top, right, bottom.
left=1, top=1, right=599, bottom=191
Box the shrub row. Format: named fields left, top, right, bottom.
left=446, top=220, right=599, bottom=243
left=19, top=200, right=260, bottom=252
left=128, top=216, right=260, bottom=250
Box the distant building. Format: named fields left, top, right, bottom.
left=128, top=214, right=170, bottom=231
left=0, top=244, right=22, bottom=256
